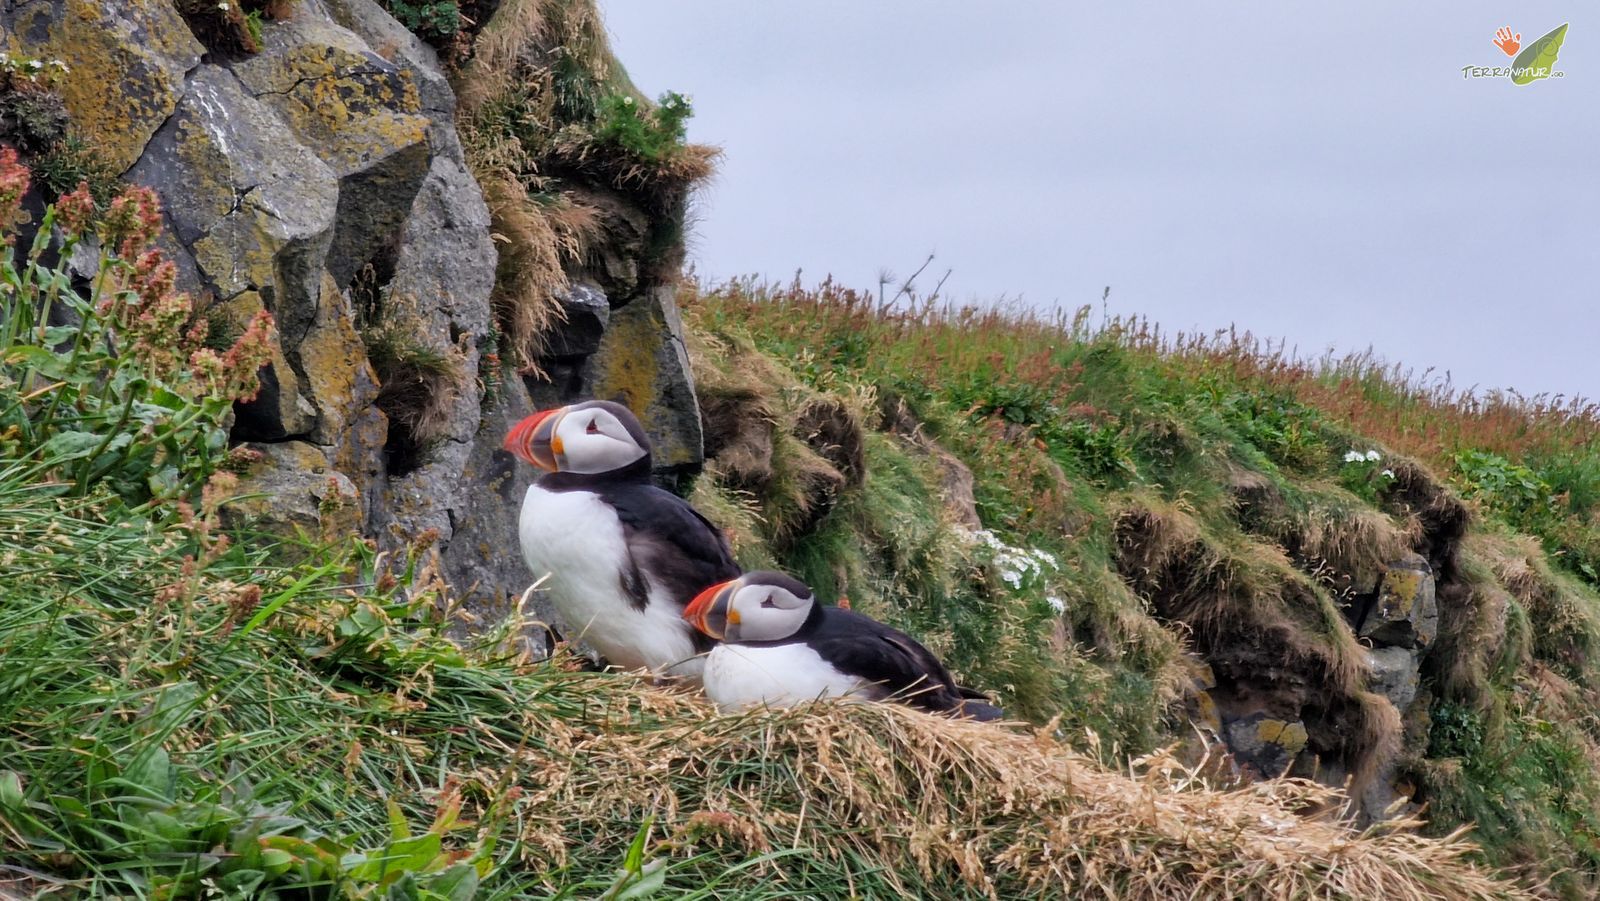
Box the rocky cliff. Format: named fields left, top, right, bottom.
left=2, top=0, right=708, bottom=627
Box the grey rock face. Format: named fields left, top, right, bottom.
left=438, top=376, right=545, bottom=624
left=1359, top=554, right=1439, bottom=650
left=219, top=441, right=361, bottom=556
left=1366, top=645, right=1422, bottom=714
left=584, top=286, right=706, bottom=482
left=544, top=283, right=611, bottom=358
left=26, top=0, right=707, bottom=638
left=1221, top=712, right=1309, bottom=780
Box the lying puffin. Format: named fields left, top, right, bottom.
left=504, top=400, right=741, bottom=683
left=682, top=571, right=1004, bottom=721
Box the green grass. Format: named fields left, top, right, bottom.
left=1, top=458, right=1526, bottom=899
left=0, top=244, right=1537, bottom=897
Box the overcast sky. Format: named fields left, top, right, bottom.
left=603, top=3, right=1596, bottom=399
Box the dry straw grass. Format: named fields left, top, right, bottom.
left=455, top=0, right=554, bottom=114
left=504, top=686, right=1526, bottom=899
left=481, top=174, right=569, bottom=372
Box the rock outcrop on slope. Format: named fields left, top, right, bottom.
left=2, top=0, right=704, bottom=625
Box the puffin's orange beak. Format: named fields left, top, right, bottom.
left=683, top=579, right=738, bottom=640
left=504, top=407, right=566, bottom=471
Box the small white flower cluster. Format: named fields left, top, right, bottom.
left=962, top=528, right=1061, bottom=591
left=0, top=51, right=70, bottom=78
left=1342, top=448, right=1395, bottom=479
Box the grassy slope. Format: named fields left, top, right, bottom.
left=0, top=458, right=1522, bottom=899
left=681, top=278, right=1600, bottom=897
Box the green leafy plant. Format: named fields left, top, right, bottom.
left=0, top=151, right=274, bottom=505
left=383, top=0, right=462, bottom=42
left=1337, top=446, right=1396, bottom=502
left=593, top=91, right=694, bottom=162
left=1455, top=449, right=1551, bottom=518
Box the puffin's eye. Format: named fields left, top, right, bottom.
left=586, top=419, right=600, bottom=435
left=760, top=594, right=777, bottom=609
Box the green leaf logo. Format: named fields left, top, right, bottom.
left=1511, top=23, right=1567, bottom=85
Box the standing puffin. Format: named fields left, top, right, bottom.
left=503, top=400, right=740, bottom=683
left=682, top=571, right=1004, bottom=721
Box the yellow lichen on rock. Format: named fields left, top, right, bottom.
left=592, top=303, right=662, bottom=433
left=1256, top=717, right=1309, bottom=756
left=11, top=0, right=202, bottom=173
left=232, top=30, right=429, bottom=175
left=299, top=274, right=381, bottom=443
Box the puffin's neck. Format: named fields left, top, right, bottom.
left=795, top=600, right=827, bottom=636
left=540, top=453, right=653, bottom=489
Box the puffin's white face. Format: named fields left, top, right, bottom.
left=550, top=406, right=647, bottom=474
left=684, top=572, right=816, bottom=643
left=504, top=401, right=650, bottom=475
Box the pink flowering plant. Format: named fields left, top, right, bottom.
left=0, top=146, right=273, bottom=504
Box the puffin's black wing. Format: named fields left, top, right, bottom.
left=602, top=483, right=742, bottom=617
left=805, top=608, right=974, bottom=716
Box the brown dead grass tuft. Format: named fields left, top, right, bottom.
left=1383, top=458, right=1473, bottom=562
left=504, top=686, right=1527, bottom=899
left=1433, top=544, right=1519, bottom=706
left=481, top=174, right=568, bottom=372
left=1295, top=491, right=1413, bottom=589
left=688, top=328, right=783, bottom=493
left=1473, top=532, right=1600, bottom=677
left=794, top=395, right=867, bottom=487
left=1113, top=500, right=1364, bottom=689
left=1111, top=499, right=1405, bottom=783
left=548, top=133, right=719, bottom=206
left=455, top=0, right=553, bottom=113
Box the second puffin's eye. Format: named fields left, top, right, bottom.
left=586, top=419, right=600, bottom=434
left=760, top=595, right=777, bottom=609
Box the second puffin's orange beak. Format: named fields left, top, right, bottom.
left=683, top=579, right=738, bottom=640
left=504, top=407, right=567, bottom=471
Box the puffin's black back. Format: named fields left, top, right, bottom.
left=793, top=606, right=1003, bottom=720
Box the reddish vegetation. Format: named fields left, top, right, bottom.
left=692, top=275, right=1598, bottom=475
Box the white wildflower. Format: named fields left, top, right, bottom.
left=1030, top=548, right=1060, bottom=570
left=622, top=96, right=634, bottom=105
left=1343, top=450, right=1365, bottom=463
left=1046, top=595, right=1066, bottom=614
left=1382, top=469, right=1394, bottom=478
left=217, top=1, right=229, bottom=9
left=26, top=59, right=42, bottom=69
left=1365, top=449, right=1382, bottom=462
left=999, top=569, right=1022, bottom=589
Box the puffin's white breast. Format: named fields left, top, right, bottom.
left=702, top=643, right=869, bottom=712
left=519, top=484, right=702, bottom=680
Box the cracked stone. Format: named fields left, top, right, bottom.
left=3, top=0, right=203, bottom=172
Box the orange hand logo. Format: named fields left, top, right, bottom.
left=1493, top=26, right=1521, bottom=56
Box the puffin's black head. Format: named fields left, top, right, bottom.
left=683, top=571, right=815, bottom=643
left=504, top=400, right=652, bottom=475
